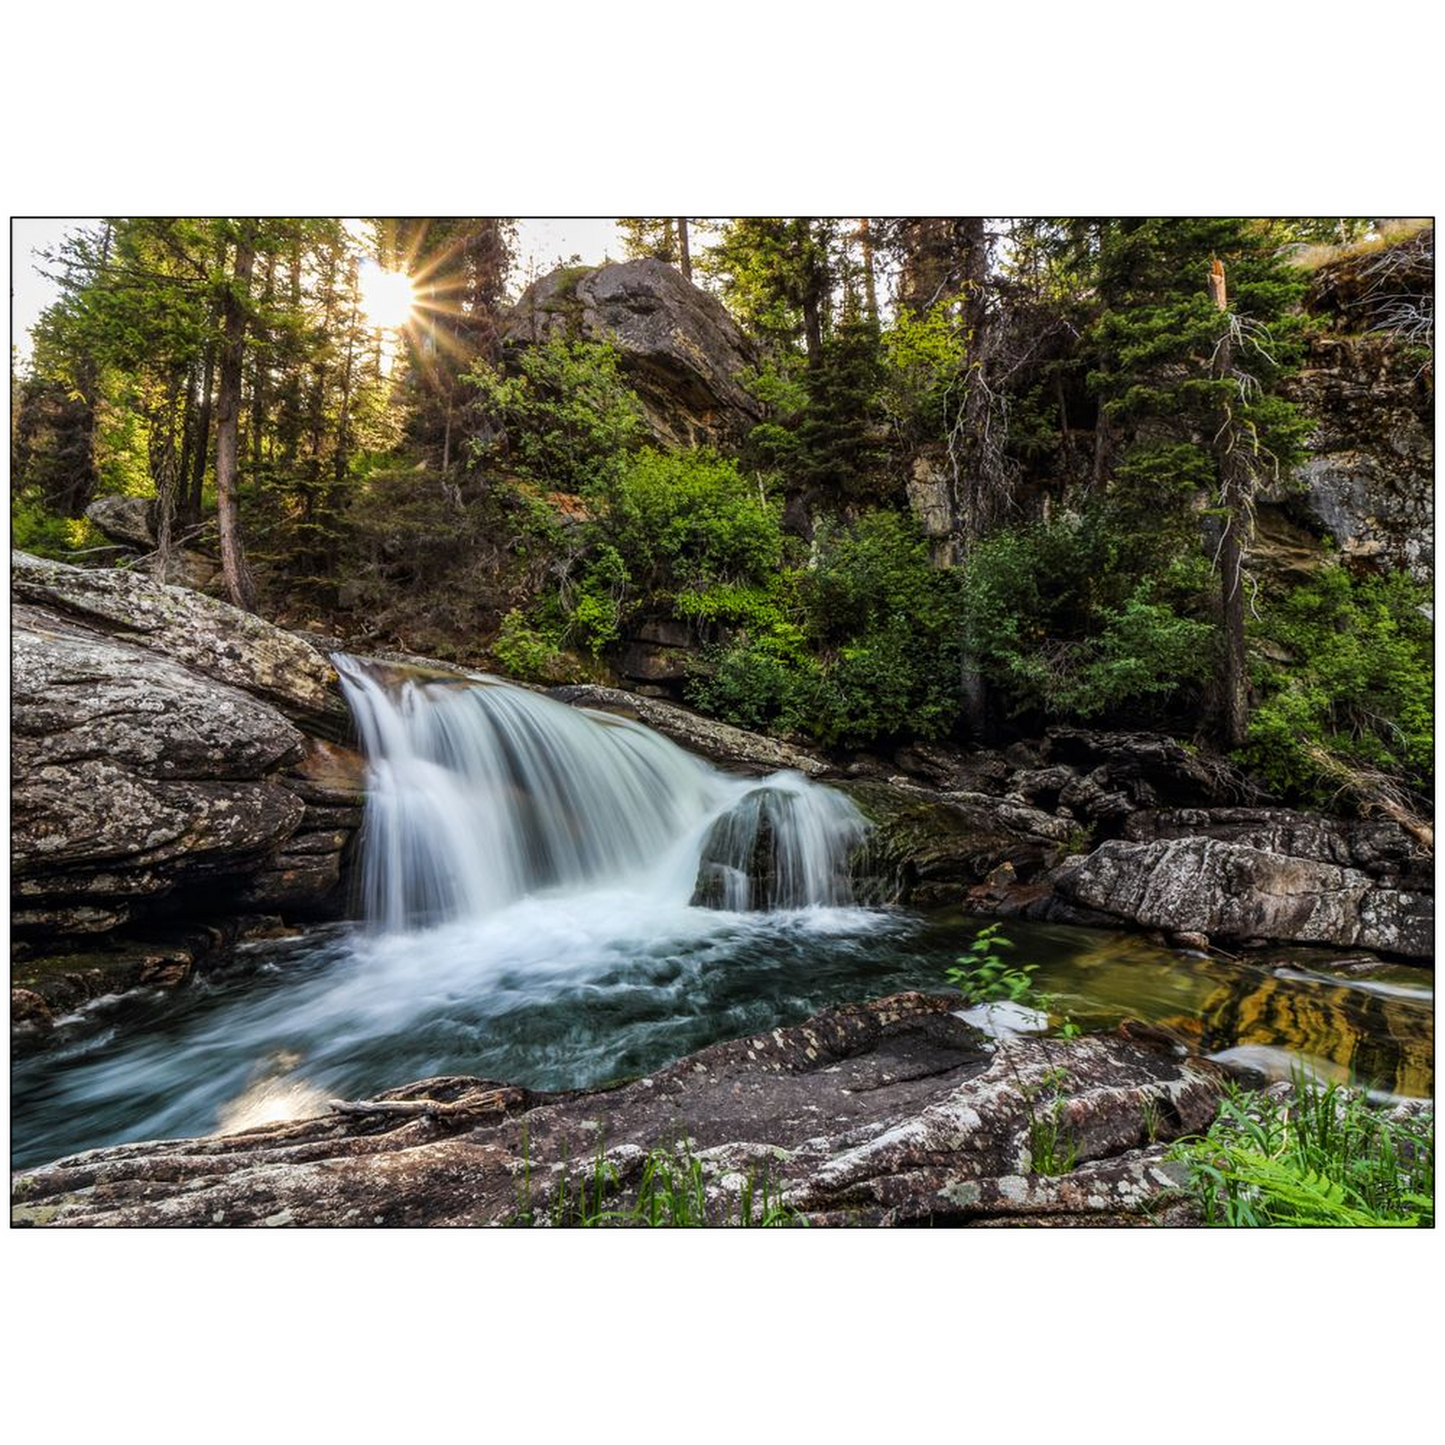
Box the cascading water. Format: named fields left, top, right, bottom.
left=13, top=648, right=1432, bottom=1168
left=334, top=655, right=868, bottom=929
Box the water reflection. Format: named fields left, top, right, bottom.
left=10, top=910, right=1432, bottom=1171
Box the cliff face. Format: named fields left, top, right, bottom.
left=1264, top=330, right=1433, bottom=583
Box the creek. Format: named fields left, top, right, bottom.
left=10, top=665, right=1431, bottom=1170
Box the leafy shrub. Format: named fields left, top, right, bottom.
left=1243, top=565, right=1432, bottom=797
left=491, top=608, right=565, bottom=682
left=960, top=508, right=1214, bottom=721
left=689, top=510, right=965, bottom=749
left=572, top=448, right=785, bottom=650
left=465, top=337, right=645, bottom=494
left=11, top=491, right=105, bottom=560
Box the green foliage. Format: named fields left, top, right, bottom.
left=569, top=448, right=784, bottom=652
left=465, top=336, right=645, bottom=494
left=515, top=1135, right=805, bottom=1228
left=1171, top=1078, right=1433, bottom=1226
left=961, top=508, right=1215, bottom=721
left=491, top=608, right=565, bottom=682
left=879, top=304, right=968, bottom=441
left=1243, top=565, right=1433, bottom=797
left=688, top=510, right=964, bottom=749
left=945, top=924, right=1038, bottom=1004
left=11, top=491, right=105, bottom=559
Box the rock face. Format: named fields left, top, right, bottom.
left=11, top=555, right=366, bottom=1026
left=10, top=993, right=1224, bottom=1227
left=13, top=552, right=349, bottom=734
left=1052, top=837, right=1432, bottom=959
left=500, top=259, right=763, bottom=449
left=1270, top=331, right=1434, bottom=583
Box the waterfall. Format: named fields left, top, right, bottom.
left=334, top=656, right=867, bottom=930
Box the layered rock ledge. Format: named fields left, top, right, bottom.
left=11, top=993, right=1223, bottom=1227
left=11, top=554, right=366, bottom=1033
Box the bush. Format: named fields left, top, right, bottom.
left=960, top=508, right=1214, bottom=721
left=465, top=337, right=645, bottom=494
left=11, top=491, right=105, bottom=560
left=689, top=510, right=964, bottom=749
left=491, top=608, right=566, bottom=682
left=574, top=448, right=785, bottom=646
left=1244, top=564, right=1432, bottom=798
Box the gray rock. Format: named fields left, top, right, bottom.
left=12, top=551, right=343, bottom=728
left=1276, top=332, right=1433, bottom=582
left=549, top=683, right=831, bottom=777
left=501, top=259, right=763, bottom=449
left=1052, top=836, right=1432, bottom=958
left=84, top=495, right=156, bottom=550
left=11, top=554, right=366, bottom=999
left=10, top=993, right=1222, bottom=1227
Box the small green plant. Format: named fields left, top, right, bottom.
left=946, top=923, right=1039, bottom=1005
left=1022, top=1068, right=1078, bottom=1176
left=516, top=1135, right=806, bottom=1227
left=1169, top=1074, right=1433, bottom=1226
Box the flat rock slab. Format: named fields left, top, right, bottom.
left=12, top=994, right=1223, bottom=1227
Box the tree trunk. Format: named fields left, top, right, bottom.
left=858, top=217, right=878, bottom=324
left=678, top=218, right=692, bottom=281
left=185, top=337, right=217, bottom=526
left=1209, top=257, right=1250, bottom=751
left=215, top=224, right=258, bottom=611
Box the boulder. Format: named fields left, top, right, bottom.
left=11, top=555, right=367, bottom=1025
left=12, top=551, right=348, bottom=734
left=84, top=495, right=156, bottom=550
left=841, top=779, right=1078, bottom=906
left=500, top=259, right=763, bottom=449
left=1122, top=807, right=1431, bottom=888
left=1051, top=836, right=1432, bottom=959
left=10, top=993, right=1223, bottom=1227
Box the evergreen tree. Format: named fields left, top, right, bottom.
left=1086, top=218, right=1310, bottom=743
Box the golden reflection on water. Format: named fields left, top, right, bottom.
left=931, top=916, right=1434, bottom=1098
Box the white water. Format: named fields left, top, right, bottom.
left=334, top=657, right=869, bottom=930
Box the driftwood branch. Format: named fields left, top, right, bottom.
left=329, top=1087, right=522, bottom=1121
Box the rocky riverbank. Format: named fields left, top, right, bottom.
left=11, top=992, right=1223, bottom=1227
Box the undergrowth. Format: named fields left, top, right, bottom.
left=512, top=1133, right=806, bottom=1228
left=1169, top=1077, right=1433, bottom=1227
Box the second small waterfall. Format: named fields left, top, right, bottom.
left=335, top=657, right=868, bottom=930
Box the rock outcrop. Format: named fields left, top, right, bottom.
left=500, top=259, right=763, bottom=449
left=11, top=993, right=1223, bottom=1227
left=1269, top=329, right=1433, bottom=583
left=549, top=682, right=832, bottom=777
left=1051, top=836, right=1432, bottom=959
left=11, top=554, right=365, bottom=1028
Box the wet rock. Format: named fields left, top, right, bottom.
left=549, top=683, right=831, bottom=777
left=841, top=779, right=1076, bottom=905
left=1052, top=836, right=1432, bottom=959
left=10, top=993, right=1224, bottom=1227
left=500, top=259, right=762, bottom=450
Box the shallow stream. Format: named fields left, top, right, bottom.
left=11, top=903, right=1430, bottom=1170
